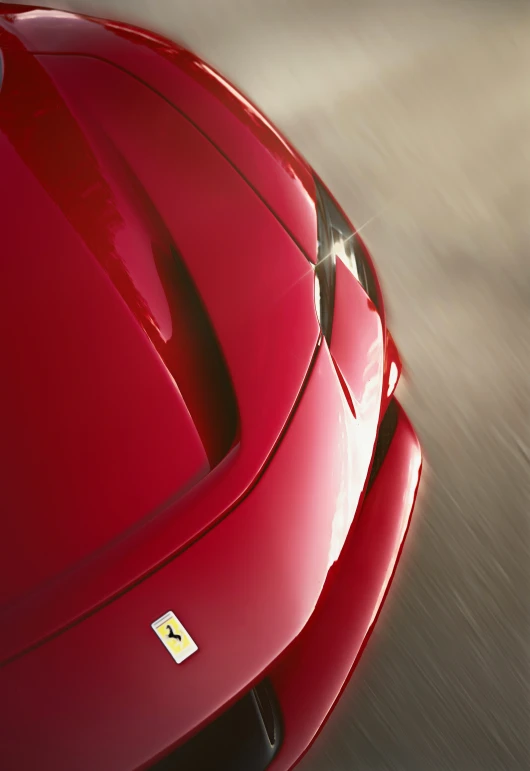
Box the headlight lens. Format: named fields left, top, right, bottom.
left=314, top=177, right=380, bottom=341
left=314, top=190, right=336, bottom=340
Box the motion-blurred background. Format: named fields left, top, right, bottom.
left=15, top=1, right=529, bottom=768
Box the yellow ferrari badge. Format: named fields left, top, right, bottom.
left=151, top=610, right=198, bottom=664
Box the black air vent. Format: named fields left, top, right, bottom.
left=151, top=679, right=283, bottom=771
left=166, top=247, right=238, bottom=466
left=253, top=679, right=280, bottom=747
left=367, top=399, right=399, bottom=491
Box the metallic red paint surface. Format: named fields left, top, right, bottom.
left=269, top=401, right=422, bottom=771
left=0, top=6, right=422, bottom=770
left=0, top=5, right=318, bottom=260
left=0, top=346, right=419, bottom=771
left=0, top=121, right=209, bottom=605
left=0, top=44, right=320, bottom=662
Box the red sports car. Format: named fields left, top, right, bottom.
left=0, top=5, right=422, bottom=770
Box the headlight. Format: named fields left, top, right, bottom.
left=314, top=177, right=380, bottom=342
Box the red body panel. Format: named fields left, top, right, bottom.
left=1, top=125, right=209, bottom=605
left=0, top=45, right=320, bottom=662
left=0, top=5, right=318, bottom=260
left=270, top=400, right=421, bottom=770
left=0, top=348, right=420, bottom=771
left=0, top=6, right=422, bottom=771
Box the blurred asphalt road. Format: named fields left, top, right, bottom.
left=13, top=1, right=530, bottom=769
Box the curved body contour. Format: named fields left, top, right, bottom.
left=0, top=5, right=422, bottom=770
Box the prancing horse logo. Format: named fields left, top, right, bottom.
left=151, top=610, right=198, bottom=664
left=166, top=624, right=182, bottom=643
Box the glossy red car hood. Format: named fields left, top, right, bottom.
left=0, top=7, right=389, bottom=671
left=0, top=11, right=319, bottom=633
